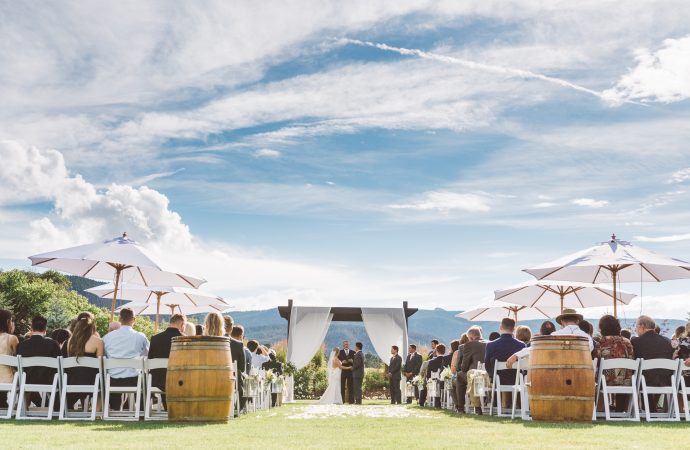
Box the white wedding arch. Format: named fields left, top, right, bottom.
left=278, top=300, right=417, bottom=369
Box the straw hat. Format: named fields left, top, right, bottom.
left=556, top=308, right=583, bottom=325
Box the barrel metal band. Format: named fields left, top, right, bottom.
left=168, top=396, right=233, bottom=402
left=530, top=395, right=593, bottom=401
left=168, top=365, right=233, bottom=371
left=171, top=345, right=230, bottom=351
left=529, top=364, right=594, bottom=369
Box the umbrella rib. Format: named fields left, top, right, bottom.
left=184, top=293, right=199, bottom=306
left=137, top=267, right=148, bottom=287
left=81, top=260, right=100, bottom=278
left=593, top=266, right=603, bottom=283
left=640, top=264, right=661, bottom=282
left=177, top=274, right=196, bottom=288
left=572, top=290, right=585, bottom=308
left=530, top=288, right=548, bottom=308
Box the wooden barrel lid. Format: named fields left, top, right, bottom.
left=531, top=335, right=589, bottom=343
left=172, top=336, right=230, bottom=343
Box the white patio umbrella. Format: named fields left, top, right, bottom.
left=494, top=280, right=636, bottom=314
left=87, top=282, right=230, bottom=332
left=116, top=301, right=229, bottom=317
left=29, top=233, right=206, bottom=320
left=523, top=234, right=690, bottom=317
left=457, top=300, right=560, bottom=324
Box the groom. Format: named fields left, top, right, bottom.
left=352, top=342, right=365, bottom=404
left=338, top=341, right=355, bottom=404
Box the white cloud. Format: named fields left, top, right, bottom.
left=571, top=198, right=609, bottom=208
left=533, top=202, right=557, bottom=208
left=254, top=148, right=281, bottom=158
left=603, top=34, right=690, bottom=105
left=634, top=233, right=690, bottom=243
left=389, top=191, right=491, bottom=213
left=669, top=167, right=690, bottom=184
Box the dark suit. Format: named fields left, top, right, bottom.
left=352, top=350, right=364, bottom=404
left=632, top=331, right=674, bottom=386
left=419, top=355, right=445, bottom=408
left=228, top=338, right=246, bottom=413
left=403, top=352, right=422, bottom=403
left=388, top=354, right=402, bottom=404
left=148, top=327, right=182, bottom=393
left=16, top=334, right=61, bottom=407
left=441, top=354, right=453, bottom=368
left=339, top=348, right=355, bottom=403
left=456, top=340, right=488, bottom=410
left=484, top=334, right=525, bottom=385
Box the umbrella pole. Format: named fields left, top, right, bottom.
left=560, top=294, right=564, bottom=314
left=155, top=292, right=162, bottom=333
left=612, top=267, right=618, bottom=318
left=110, top=267, right=122, bottom=321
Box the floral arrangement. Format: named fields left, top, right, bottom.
left=412, top=375, right=425, bottom=387
left=265, top=369, right=275, bottom=383
left=441, top=367, right=453, bottom=381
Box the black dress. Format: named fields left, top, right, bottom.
left=65, top=351, right=99, bottom=409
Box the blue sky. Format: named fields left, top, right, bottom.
left=1, top=1, right=690, bottom=318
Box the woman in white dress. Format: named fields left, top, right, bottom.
left=318, top=347, right=350, bottom=405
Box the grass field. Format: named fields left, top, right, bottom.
left=0, top=401, right=687, bottom=449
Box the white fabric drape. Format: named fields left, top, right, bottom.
left=361, top=308, right=408, bottom=362
left=287, top=306, right=333, bottom=369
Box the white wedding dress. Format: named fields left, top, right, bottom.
left=318, top=351, right=343, bottom=405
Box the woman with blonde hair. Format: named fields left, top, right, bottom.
left=204, top=312, right=225, bottom=337
left=515, top=325, right=532, bottom=345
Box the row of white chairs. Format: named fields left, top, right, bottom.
left=489, top=356, right=690, bottom=422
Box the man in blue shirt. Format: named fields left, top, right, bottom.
left=103, top=307, right=149, bottom=411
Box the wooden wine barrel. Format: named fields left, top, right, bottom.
left=166, top=336, right=235, bottom=422
left=527, top=335, right=594, bottom=422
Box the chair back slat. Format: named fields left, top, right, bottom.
left=600, top=357, right=640, bottom=372
left=145, top=358, right=168, bottom=371
left=61, top=357, right=101, bottom=370
left=103, top=358, right=144, bottom=370
left=18, top=356, right=59, bottom=369
left=0, top=355, right=19, bottom=368
left=639, top=358, right=680, bottom=372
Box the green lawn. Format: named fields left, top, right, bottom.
left=0, top=401, right=687, bottom=449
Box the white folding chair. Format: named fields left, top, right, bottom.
left=637, top=358, right=680, bottom=421
left=594, top=358, right=640, bottom=421
left=0, top=355, right=20, bottom=419
left=144, top=358, right=168, bottom=420
left=59, top=356, right=102, bottom=420
left=679, top=367, right=689, bottom=421
left=489, top=361, right=515, bottom=417
left=15, top=356, right=59, bottom=420
left=103, top=358, right=144, bottom=421
left=426, top=370, right=440, bottom=408
left=511, top=355, right=530, bottom=420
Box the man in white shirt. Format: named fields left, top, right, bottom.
left=506, top=308, right=593, bottom=368
left=246, top=339, right=270, bottom=369
left=103, top=307, right=149, bottom=410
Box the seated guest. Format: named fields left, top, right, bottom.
left=65, top=312, right=104, bottom=409
left=515, top=326, right=532, bottom=346
left=223, top=317, right=246, bottom=392
left=620, top=329, right=632, bottom=340
left=16, top=316, right=61, bottom=407
left=672, top=326, right=686, bottom=344
left=451, top=334, right=469, bottom=375
left=420, top=344, right=446, bottom=408
left=488, top=332, right=500, bottom=341
left=403, top=344, right=422, bottom=404
left=539, top=320, right=556, bottom=336
left=444, top=339, right=460, bottom=368
left=107, top=321, right=120, bottom=335
left=195, top=324, right=204, bottom=336
left=579, top=319, right=599, bottom=358
left=247, top=340, right=270, bottom=369
left=262, top=350, right=284, bottom=407
left=632, top=315, right=674, bottom=388
left=203, top=312, right=225, bottom=337
left=597, top=314, right=634, bottom=412
left=182, top=322, right=196, bottom=336
left=51, top=329, right=71, bottom=353
left=231, top=325, right=252, bottom=374
left=0, top=309, right=19, bottom=409
left=148, top=313, right=186, bottom=408
left=103, top=308, right=149, bottom=410
left=455, top=327, right=487, bottom=414
left=485, top=318, right=525, bottom=386
left=676, top=322, right=689, bottom=368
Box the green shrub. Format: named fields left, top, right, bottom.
left=363, top=368, right=388, bottom=397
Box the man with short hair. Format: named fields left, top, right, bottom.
left=148, top=313, right=186, bottom=407
left=420, top=344, right=446, bottom=408
left=388, top=345, right=402, bottom=404
left=455, top=327, right=487, bottom=414
left=103, top=307, right=149, bottom=410
left=632, top=315, right=674, bottom=387
left=484, top=318, right=525, bottom=386
left=403, top=344, right=422, bottom=403
left=231, top=325, right=251, bottom=373
left=352, top=342, right=365, bottom=404
left=247, top=340, right=270, bottom=369
left=428, top=339, right=439, bottom=359
left=16, top=315, right=61, bottom=407
left=229, top=325, right=248, bottom=412
left=338, top=340, right=355, bottom=404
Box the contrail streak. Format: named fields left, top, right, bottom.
left=339, top=38, right=640, bottom=106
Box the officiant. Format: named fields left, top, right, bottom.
left=338, top=340, right=355, bottom=404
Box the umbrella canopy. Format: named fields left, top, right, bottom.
left=523, top=234, right=690, bottom=317
left=117, top=301, right=229, bottom=317
left=29, top=233, right=206, bottom=319
left=87, top=282, right=230, bottom=332
left=494, top=280, right=636, bottom=314
left=457, top=300, right=560, bottom=323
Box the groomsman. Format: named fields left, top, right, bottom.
left=388, top=346, right=402, bottom=404
left=427, top=339, right=439, bottom=359
left=338, top=340, right=355, bottom=404
left=403, top=344, right=422, bottom=403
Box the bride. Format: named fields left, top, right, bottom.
left=318, top=347, right=350, bottom=405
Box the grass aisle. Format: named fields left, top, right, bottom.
left=1, top=401, right=687, bottom=449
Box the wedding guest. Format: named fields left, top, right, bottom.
left=16, top=316, right=61, bottom=408
left=421, top=344, right=446, bottom=408
left=51, top=329, right=71, bottom=352
left=451, top=334, right=468, bottom=375
left=247, top=340, right=270, bottom=369
left=222, top=316, right=246, bottom=412
left=148, top=313, right=186, bottom=408
left=352, top=342, right=365, bottom=404
left=403, top=344, right=422, bottom=404
left=195, top=324, right=204, bottom=336
left=539, top=320, right=556, bottom=336
left=515, top=326, right=532, bottom=346
left=676, top=322, right=690, bottom=388
left=262, top=350, right=284, bottom=407
left=485, top=318, right=525, bottom=387
left=597, top=314, right=634, bottom=412
left=107, top=321, right=121, bottom=334
left=230, top=325, right=249, bottom=412
left=427, top=339, right=439, bottom=359
left=183, top=322, right=196, bottom=336
left=203, top=312, right=225, bottom=337
left=632, top=315, right=674, bottom=412
left=0, top=309, right=19, bottom=409
left=65, top=312, right=104, bottom=409
left=388, top=345, right=402, bottom=404
left=444, top=339, right=460, bottom=367
left=456, top=327, right=486, bottom=414
left=620, top=329, right=632, bottom=340
left=231, top=325, right=252, bottom=373
left=488, top=332, right=500, bottom=341
left=103, top=307, right=149, bottom=410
